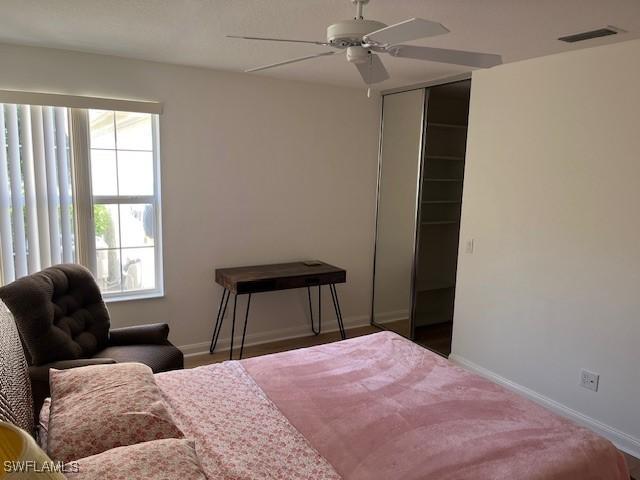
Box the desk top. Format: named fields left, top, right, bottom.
left=215, top=261, right=346, bottom=294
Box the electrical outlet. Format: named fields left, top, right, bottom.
left=580, top=369, right=599, bottom=392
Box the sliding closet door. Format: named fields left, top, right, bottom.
left=372, top=89, right=425, bottom=338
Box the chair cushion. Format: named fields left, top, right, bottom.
left=0, top=264, right=110, bottom=365
left=47, top=363, right=184, bottom=462
left=93, top=344, right=184, bottom=373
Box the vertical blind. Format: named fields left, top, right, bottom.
left=0, top=103, right=75, bottom=284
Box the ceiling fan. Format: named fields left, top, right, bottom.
left=228, top=0, right=502, bottom=86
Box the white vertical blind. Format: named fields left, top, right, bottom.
left=0, top=105, right=16, bottom=282
left=6, top=104, right=27, bottom=279
left=31, top=106, right=52, bottom=268
left=68, top=109, right=95, bottom=274
left=0, top=104, right=76, bottom=284
left=43, top=107, right=62, bottom=265
left=19, top=106, right=41, bottom=273
left=55, top=108, right=74, bottom=263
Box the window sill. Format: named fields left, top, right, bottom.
left=104, top=290, right=165, bottom=304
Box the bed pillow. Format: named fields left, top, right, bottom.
left=64, top=439, right=207, bottom=480
left=47, top=362, right=184, bottom=462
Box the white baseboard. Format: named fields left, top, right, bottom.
left=179, top=315, right=372, bottom=358
left=449, top=353, right=640, bottom=459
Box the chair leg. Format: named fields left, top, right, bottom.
left=210, top=289, right=230, bottom=353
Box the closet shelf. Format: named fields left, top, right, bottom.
left=426, top=155, right=465, bottom=161
left=416, top=283, right=456, bottom=293
left=427, top=122, right=468, bottom=129
left=421, top=220, right=459, bottom=225
left=424, top=178, right=463, bottom=182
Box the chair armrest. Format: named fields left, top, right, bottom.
left=108, top=323, right=170, bottom=346
left=28, top=358, right=117, bottom=383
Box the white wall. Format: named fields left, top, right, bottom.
left=0, top=43, right=380, bottom=353
left=453, top=39, right=640, bottom=455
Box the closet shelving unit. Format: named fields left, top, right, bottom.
left=413, top=82, right=470, bottom=354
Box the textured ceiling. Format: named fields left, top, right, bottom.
left=1, top=0, right=639, bottom=90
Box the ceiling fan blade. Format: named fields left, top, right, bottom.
left=245, top=51, right=336, bottom=73
left=390, top=45, right=502, bottom=68
left=227, top=35, right=331, bottom=46
left=364, top=18, right=449, bottom=47
left=355, top=54, right=390, bottom=85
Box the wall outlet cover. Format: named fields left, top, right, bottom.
left=580, top=369, right=599, bottom=392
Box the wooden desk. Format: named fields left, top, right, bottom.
left=210, top=261, right=347, bottom=359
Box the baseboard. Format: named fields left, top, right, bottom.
left=449, top=353, right=640, bottom=459
left=179, top=314, right=372, bottom=358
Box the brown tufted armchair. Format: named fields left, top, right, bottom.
left=0, top=264, right=183, bottom=414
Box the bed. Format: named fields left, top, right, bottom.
left=156, top=332, right=628, bottom=479
left=0, top=303, right=629, bottom=479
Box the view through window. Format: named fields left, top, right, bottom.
left=88, top=110, right=161, bottom=296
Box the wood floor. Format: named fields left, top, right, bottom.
left=184, top=324, right=381, bottom=368
left=184, top=324, right=640, bottom=478
left=414, top=321, right=453, bottom=357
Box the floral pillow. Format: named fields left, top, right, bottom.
left=64, top=439, right=207, bottom=480
left=47, top=362, right=184, bottom=462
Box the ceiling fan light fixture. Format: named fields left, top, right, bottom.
left=346, top=46, right=371, bottom=64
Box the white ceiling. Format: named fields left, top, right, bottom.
left=1, top=0, right=639, bottom=91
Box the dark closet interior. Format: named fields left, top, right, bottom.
left=414, top=80, right=470, bottom=356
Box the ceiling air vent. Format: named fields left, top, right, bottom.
left=558, top=27, right=622, bottom=43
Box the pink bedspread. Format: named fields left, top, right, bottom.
left=242, top=332, right=628, bottom=480
left=157, top=331, right=628, bottom=479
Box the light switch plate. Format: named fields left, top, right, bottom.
left=465, top=239, right=474, bottom=254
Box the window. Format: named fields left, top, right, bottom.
left=0, top=96, right=163, bottom=301
left=86, top=110, right=162, bottom=298
left=0, top=104, right=75, bottom=284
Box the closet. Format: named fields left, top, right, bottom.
left=371, top=79, right=470, bottom=357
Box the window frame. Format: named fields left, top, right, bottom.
left=71, top=109, right=164, bottom=302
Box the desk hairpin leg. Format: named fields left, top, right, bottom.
left=211, top=291, right=252, bottom=361
left=330, top=283, right=346, bottom=340
left=229, top=294, right=238, bottom=360
left=210, top=289, right=230, bottom=353
left=238, top=294, right=252, bottom=360
left=308, top=285, right=322, bottom=336
left=308, top=284, right=346, bottom=340
left=213, top=282, right=345, bottom=359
